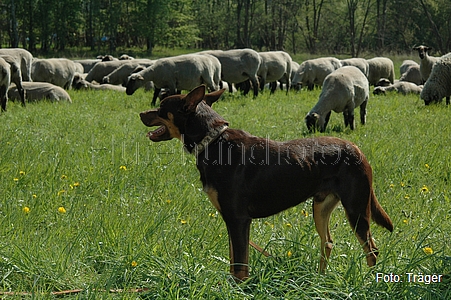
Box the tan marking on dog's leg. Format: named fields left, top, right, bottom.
left=204, top=185, right=221, bottom=212
left=313, top=194, right=340, bottom=273
left=355, top=232, right=378, bottom=267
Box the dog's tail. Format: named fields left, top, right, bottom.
left=370, top=190, right=394, bottom=232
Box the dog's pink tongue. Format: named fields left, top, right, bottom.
left=147, top=125, right=166, bottom=140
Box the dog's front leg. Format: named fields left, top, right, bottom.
left=225, top=217, right=252, bottom=282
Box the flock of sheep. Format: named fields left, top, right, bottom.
left=0, top=46, right=450, bottom=131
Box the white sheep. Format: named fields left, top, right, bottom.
left=73, top=59, right=101, bottom=73
left=399, top=65, right=422, bottom=85
left=8, top=82, right=71, bottom=103
left=102, top=59, right=154, bottom=86
left=0, top=48, right=33, bottom=81
left=0, top=55, right=25, bottom=107
left=84, top=60, right=129, bottom=83
left=292, top=57, right=342, bottom=90
left=74, top=79, right=126, bottom=92
left=420, top=52, right=451, bottom=105
left=199, top=49, right=261, bottom=96
left=126, top=54, right=221, bottom=105
left=413, top=45, right=440, bottom=82
left=366, top=57, right=395, bottom=86
left=305, top=66, right=369, bottom=132
left=340, top=58, right=369, bottom=77
left=0, top=57, right=11, bottom=111
left=31, top=58, right=77, bottom=89
left=400, top=59, right=419, bottom=75
left=373, top=81, right=422, bottom=95
left=257, top=51, right=292, bottom=94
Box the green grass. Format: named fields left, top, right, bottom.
left=1, top=84, right=450, bottom=299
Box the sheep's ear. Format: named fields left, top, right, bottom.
left=184, top=85, right=206, bottom=113
left=204, top=88, right=226, bottom=106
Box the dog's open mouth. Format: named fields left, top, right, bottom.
left=146, top=125, right=167, bottom=141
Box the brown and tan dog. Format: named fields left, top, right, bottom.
left=140, top=85, right=393, bottom=281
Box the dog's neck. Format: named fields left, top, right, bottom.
left=183, top=123, right=228, bottom=156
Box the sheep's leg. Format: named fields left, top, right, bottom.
left=446, top=97, right=450, bottom=105
left=151, top=88, right=161, bottom=106
left=322, top=111, right=332, bottom=132
left=360, top=101, right=367, bottom=124
left=249, top=75, right=259, bottom=97
left=270, top=82, right=277, bottom=94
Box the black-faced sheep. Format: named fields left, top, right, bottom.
left=413, top=45, right=440, bottom=82
left=340, top=58, right=369, bottom=77
left=257, top=51, right=292, bottom=94
left=102, top=59, right=154, bottom=86
left=126, top=54, right=221, bottom=105
left=420, top=52, right=451, bottom=105
left=373, top=81, right=423, bottom=95
left=0, top=55, right=25, bottom=107
left=292, top=57, right=342, bottom=90
left=8, top=82, right=72, bottom=103
left=305, top=66, right=369, bottom=132
left=0, top=57, right=11, bottom=111
left=0, top=48, right=33, bottom=81
left=199, top=49, right=261, bottom=97
left=366, top=57, right=395, bottom=86
left=31, top=58, right=77, bottom=90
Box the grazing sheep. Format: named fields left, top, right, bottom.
left=257, top=51, right=292, bottom=94
left=292, top=57, right=342, bottom=90
left=97, top=54, right=118, bottom=61
left=413, top=45, right=440, bottom=82
left=0, top=57, right=11, bottom=111
left=0, top=55, right=25, bottom=107
left=420, top=52, right=451, bottom=105
left=305, top=66, right=369, bottom=132
left=375, top=78, right=394, bottom=87
left=84, top=60, right=129, bottom=83
left=102, top=59, right=154, bottom=86
left=399, top=65, right=422, bottom=85
left=199, top=49, right=261, bottom=97
left=373, top=81, right=423, bottom=95
left=340, top=58, right=369, bottom=77
left=400, top=59, right=419, bottom=75
left=0, top=48, right=33, bottom=81
left=74, top=62, right=84, bottom=74
left=31, top=58, right=77, bottom=89
left=73, top=59, right=101, bottom=73
left=119, top=54, right=134, bottom=60
left=366, top=57, right=395, bottom=86
left=126, top=54, right=221, bottom=105
left=287, top=61, right=301, bottom=90
left=8, top=82, right=71, bottom=103
left=74, top=79, right=126, bottom=92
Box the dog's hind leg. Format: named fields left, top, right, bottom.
left=225, top=218, right=252, bottom=282
left=313, top=193, right=340, bottom=273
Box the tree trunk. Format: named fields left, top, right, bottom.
left=10, top=0, right=19, bottom=47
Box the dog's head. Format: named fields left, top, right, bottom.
left=140, top=85, right=226, bottom=143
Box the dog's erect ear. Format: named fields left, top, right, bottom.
left=204, top=88, right=226, bottom=106
left=183, top=85, right=206, bottom=113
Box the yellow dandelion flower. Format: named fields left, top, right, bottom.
left=209, top=212, right=216, bottom=218
left=285, top=223, right=292, bottom=228
left=13, top=178, right=19, bottom=182
left=32, top=194, right=37, bottom=198
left=389, top=184, right=395, bottom=188
left=404, top=194, right=410, bottom=199
left=57, top=190, right=66, bottom=196
left=131, top=261, right=138, bottom=267
left=73, top=182, right=80, bottom=187
left=403, top=219, right=408, bottom=224
left=264, top=221, right=274, bottom=228
left=302, top=210, right=309, bottom=217
left=180, top=219, right=187, bottom=225
left=287, top=250, right=293, bottom=257
left=166, top=199, right=172, bottom=204
left=19, top=171, right=26, bottom=176
left=421, top=185, right=429, bottom=193
left=61, top=174, right=67, bottom=179
left=423, top=247, right=433, bottom=255
left=119, top=165, right=127, bottom=171
left=23, top=206, right=30, bottom=214
left=58, top=206, right=67, bottom=214
left=400, top=182, right=405, bottom=187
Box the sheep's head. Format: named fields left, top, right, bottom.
left=421, top=88, right=441, bottom=105
left=373, top=87, right=386, bottom=95
left=305, top=112, right=322, bottom=132
left=413, top=45, right=432, bottom=60
left=126, top=74, right=145, bottom=95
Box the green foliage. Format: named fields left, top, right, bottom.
left=1, top=66, right=451, bottom=297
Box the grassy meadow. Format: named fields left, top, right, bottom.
left=1, top=63, right=451, bottom=298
